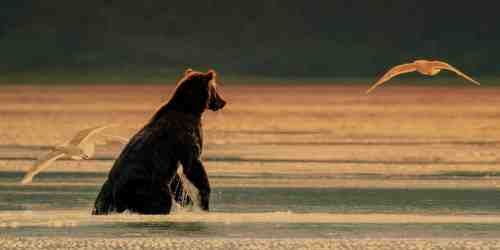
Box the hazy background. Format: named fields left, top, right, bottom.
left=1, top=1, right=498, bottom=83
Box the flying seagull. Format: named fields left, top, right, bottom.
left=20, top=125, right=115, bottom=184
left=366, top=60, right=481, bottom=93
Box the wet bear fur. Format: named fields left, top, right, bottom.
left=92, top=69, right=226, bottom=215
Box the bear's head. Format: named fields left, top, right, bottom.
left=163, top=68, right=226, bottom=116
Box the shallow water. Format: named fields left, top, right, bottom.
left=2, top=153, right=500, bottom=249
left=2, top=160, right=500, bottom=241
left=1, top=85, right=500, bottom=249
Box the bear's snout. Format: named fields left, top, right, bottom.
left=209, top=91, right=226, bottom=111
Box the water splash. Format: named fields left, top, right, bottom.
left=174, top=167, right=201, bottom=209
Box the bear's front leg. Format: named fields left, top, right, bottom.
left=180, top=156, right=210, bottom=211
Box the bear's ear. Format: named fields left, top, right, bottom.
left=184, top=68, right=193, bottom=76
left=206, top=69, right=217, bottom=80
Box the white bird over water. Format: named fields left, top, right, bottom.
left=20, top=125, right=115, bottom=185
left=366, top=59, right=481, bottom=93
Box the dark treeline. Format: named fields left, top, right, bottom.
left=1, top=0, right=499, bottom=79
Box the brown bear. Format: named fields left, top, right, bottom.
left=92, top=69, right=226, bottom=215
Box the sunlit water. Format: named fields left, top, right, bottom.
left=2, top=85, right=500, bottom=248
left=2, top=143, right=500, bottom=249
left=2, top=161, right=500, bottom=240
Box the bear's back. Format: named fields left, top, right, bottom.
left=108, top=110, right=202, bottom=182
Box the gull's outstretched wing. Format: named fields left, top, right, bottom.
left=104, top=135, right=129, bottom=145
left=20, top=150, right=66, bottom=184
left=68, top=125, right=115, bottom=147
left=366, top=63, right=417, bottom=93
left=430, top=61, right=481, bottom=86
